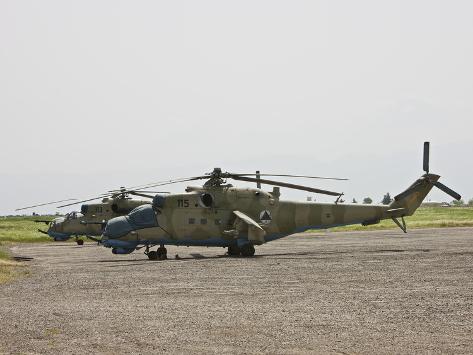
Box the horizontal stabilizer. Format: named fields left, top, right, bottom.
left=386, top=208, right=406, bottom=214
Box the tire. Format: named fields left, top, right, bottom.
left=240, top=244, right=255, bottom=257
left=76, top=239, right=84, bottom=246
left=148, top=251, right=158, bottom=260
left=228, top=245, right=240, bottom=256
left=157, top=247, right=167, bottom=260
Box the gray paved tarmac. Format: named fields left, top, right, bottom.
left=1, top=228, right=472, bottom=354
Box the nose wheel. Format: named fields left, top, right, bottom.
left=75, top=238, right=84, bottom=246
left=227, top=245, right=240, bottom=256
left=227, top=244, right=255, bottom=257
left=240, top=244, right=255, bottom=257
left=146, top=245, right=168, bottom=260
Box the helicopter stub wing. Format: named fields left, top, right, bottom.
left=233, top=210, right=266, bottom=245
left=233, top=211, right=264, bottom=230
left=385, top=207, right=406, bottom=214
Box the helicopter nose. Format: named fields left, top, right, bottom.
left=103, top=205, right=158, bottom=239
left=103, top=216, right=133, bottom=239
left=51, top=217, right=65, bottom=230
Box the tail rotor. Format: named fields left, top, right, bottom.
left=423, top=141, right=461, bottom=201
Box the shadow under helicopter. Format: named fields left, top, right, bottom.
left=96, top=248, right=432, bottom=266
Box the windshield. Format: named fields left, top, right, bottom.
left=66, top=212, right=84, bottom=220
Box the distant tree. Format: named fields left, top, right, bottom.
left=452, top=199, right=465, bottom=207
left=381, top=192, right=393, bottom=205
left=352, top=198, right=357, bottom=204
left=468, top=198, right=473, bottom=207
left=363, top=197, right=373, bottom=204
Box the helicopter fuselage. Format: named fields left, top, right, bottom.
left=101, top=185, right=411, bottom=253
left=43, top=198, right=150, bottom=241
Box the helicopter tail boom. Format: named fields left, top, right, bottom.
left=389, top=174, right=439, bottom=216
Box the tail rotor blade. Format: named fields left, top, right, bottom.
left=433, top=181, right=461, bottom=201
left=423, top=141, right=430, bottom=173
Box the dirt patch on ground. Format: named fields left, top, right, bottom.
left=0, top=228, right=472, bottom=354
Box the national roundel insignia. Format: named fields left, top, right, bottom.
left=259, top=210, right=272, bottom=225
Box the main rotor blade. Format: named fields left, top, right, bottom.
left=111, top=176, right=207, bottom=192
left=423, top=141, right=430, bottom=173
left=230, top=175, right=342, bottom=196
left=128, top=190, right=170, bottom=194
left=127, top=191, right=156, bottom=199
left=57, top=195, right=112, bottom=208
left=15, top=198, right=77, bottom=211
left=232, top=173, right=349, bottom=181
left=131, top=176, right=208, bottom=190
left=433, top=181, right=461, bottom=201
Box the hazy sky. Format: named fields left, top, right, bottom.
left=1, top=0, right=472, bottom=215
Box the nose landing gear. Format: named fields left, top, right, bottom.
left=227, top=244, right=255, bottom=257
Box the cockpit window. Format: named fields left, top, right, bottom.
left=81, top=205, right=89, bottom=215
left=128, top=205, right=158, bottom=229
left=65, top=212, right=84, bottom=220
left=153, top=195, right=166, bottom=209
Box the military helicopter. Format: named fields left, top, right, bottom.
left=100, top=142, right=461, bottom=260
left=16, top=188, right=166, bottom=245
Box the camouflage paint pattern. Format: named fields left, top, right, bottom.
left=106, top=173, right=438, bottom=248
left=46, top=197, right=150, bottom=239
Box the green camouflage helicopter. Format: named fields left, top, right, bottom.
left=100, top=142, right=461, bottom=260
left=16, top=188, right=164, bottom=244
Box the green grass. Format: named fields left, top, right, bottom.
left=0, top=245, right=26, bottom=284
left=0, top=247, right=10, bottom=260
left=1, top=208, right=472, bottom=244
left=322, top=207, right=473, bottom=232
left=0, top=216, right=46, bottom=282
left=0, top=216, right=53, bottom=243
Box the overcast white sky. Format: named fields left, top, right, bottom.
left=1, top=0, right=472, bottom=215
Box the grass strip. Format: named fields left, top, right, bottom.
left=316, top=207, right=473, bottom=232
left=0, top=246, right=26, bottom=284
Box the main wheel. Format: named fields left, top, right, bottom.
left=240, top=244, right=255, bottom=257
left=76, top=239, right=84, bottom=246
left=148, top=251, right=158, bottom=260
left=157, top=246, right=167, bottom=260
left=227, top=245, right=240, bottom=256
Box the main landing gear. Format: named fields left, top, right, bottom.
left=227, top=244, right=255, bottom=257
left=75, top=237, right=84, bottom=246
left=146, top=245, right=167, bottom=261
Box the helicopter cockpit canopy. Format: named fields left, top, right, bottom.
left=152, top=195, right=167, bottom=210
left=65, top=211, right=83, bottom=220
left=103, top=205, right=158, bottom=239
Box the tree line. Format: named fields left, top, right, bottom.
left=349, top=193, right=473, bottom=206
